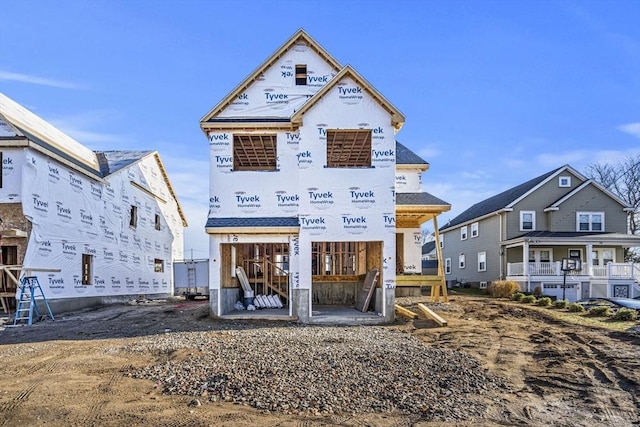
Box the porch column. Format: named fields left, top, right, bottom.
left=585, top=243, right=593, bottom=276
left=523, top=241, right=529, bottom=276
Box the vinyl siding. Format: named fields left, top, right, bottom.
left=549, top=184, right=627, bottom=233
left=442, top=214, right=502, bottom=285
left=506, top=170, right=585, bottom=238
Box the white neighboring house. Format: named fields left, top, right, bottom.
left=0, top=93, right=187, bottom=314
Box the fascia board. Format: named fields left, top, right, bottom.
left=291, top=65, right=406, bottom=131
left=200, top=29, right=342, bottom=124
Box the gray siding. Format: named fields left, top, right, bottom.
left=506, top=170, right=585, bottom=239
left=550, top=184, right=627, bottom=233
left=442, top=215, right=502, bottom=285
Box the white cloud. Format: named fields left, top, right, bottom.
left=618, top=122, right=640, bottom=138
left=417, top=146, right=441, bottom=160
left=48, top=111, right=127, bottom=147
left=0, top=70, right=86, bottom=90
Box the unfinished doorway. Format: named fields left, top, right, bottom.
left=311, top=241, right=383, bottom=311
left=221, top=242, right=290, bottom=308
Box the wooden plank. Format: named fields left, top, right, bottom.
left=355, top=269, right=378, bottom=312
left=417, top=303, right=448, bottom=326
left=394, top=304, right=418, bottom=319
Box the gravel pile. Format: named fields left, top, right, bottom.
left=124, top=325, right=507, bottom=421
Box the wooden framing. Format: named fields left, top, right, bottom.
left=326, top=130, right=371, bottom=168
left=233, top=134, right=277, bottom=171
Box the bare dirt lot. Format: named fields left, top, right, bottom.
left=1, top=294, right=639, bottom=427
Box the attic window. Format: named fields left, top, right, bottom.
left=326, top=129, right=371, bottom=168
left=295, top=64, right=307, bottom=85
left=233, top=134, right=277, bottom=171
left=559, top=176, right=571, bottom=187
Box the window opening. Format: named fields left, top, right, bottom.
left=82, top=254, right=93, bottom=285
left=295, top=64, right=307, bottom=85
left=233, top=134, right=277, bottom=171
left=129, top=205, right=138, bottom=228
left=326, top=130, right=372, bottom=168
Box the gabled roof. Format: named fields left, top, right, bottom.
left=291, top=65, right=405, bottom=131
left=200, top=29, right=342, bottom=124
left=396, top=141, right=429, bottom=167
left=441, top=165, right=569, bottom=230
left=0, top=92, right=103, bottom=180
left=545, top=179, right=631, bottom=211
left=96, top=150, right=188, bottom=227
left=422, top=241, right=436, bottom=255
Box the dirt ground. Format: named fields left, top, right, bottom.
left=0, top=294, right=639, bottom=427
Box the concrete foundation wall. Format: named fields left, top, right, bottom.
left=383, top=287, right=395, bottom=322
left=292, top=288, right=309, bottom=322
left=220, top=288, right=241, bottom=315
left=395, top=287, right=421, bottom=297
left=35, top=293, right=171, bottom=316
left=208, top=288, right=219, bottom=317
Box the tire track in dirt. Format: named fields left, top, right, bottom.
left=0, top=350, right=68, bottom=426
left=81, top=357, right=144, bottom=426
left=0, top=382, right=38, bottom=426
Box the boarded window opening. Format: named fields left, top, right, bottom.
left=295, top=64, right=307, bottom=85
left=233, top=134, right=277, bottom=171
left=155, top=214, right=161, bottom=230
left=326, top=130, right=372, bottom=168
left=82, top=254, right=93, bottom=285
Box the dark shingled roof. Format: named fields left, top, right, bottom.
left=96, top=150, right=154, bottom=176
left=396, top=192, right=450, bottom=206
left=422, top=241, right=436, bottom=254
left=441, top=166, right=565, bottom=230
left=206, top=217, right=300, bottom=228
left=396, top=141, right=429, bottom=165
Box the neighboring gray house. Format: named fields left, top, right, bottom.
left=439, top=165, right=640, bottom=301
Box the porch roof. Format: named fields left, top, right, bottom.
left=205, top=217, right=299, bottom=234
left=503, top=231, right=640, bottom=247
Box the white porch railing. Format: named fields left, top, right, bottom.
left=507, top=262, right=639, bottom=280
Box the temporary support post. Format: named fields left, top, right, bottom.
left=430, top=216, right=449, bottom=303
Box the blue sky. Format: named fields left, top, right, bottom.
left=1, top=0, right=639, bottom=257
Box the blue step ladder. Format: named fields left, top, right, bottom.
left=13, top=276, right=55, bottom=326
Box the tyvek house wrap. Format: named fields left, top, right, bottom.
left=217, top=41, right=337, bottom=118
left=208, top=71, right=397, bottom=291
left=20, top=148, right=183, bottom=298
left=0, top=148, right=24, bottom=202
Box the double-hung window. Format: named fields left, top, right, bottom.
left=478, top=251, right=486, bottom=271
left=520, top=211, right=535, bottom=231
left=460, top=226, right=468, bottom=240
left=577, top=212, right=604, bottom=231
